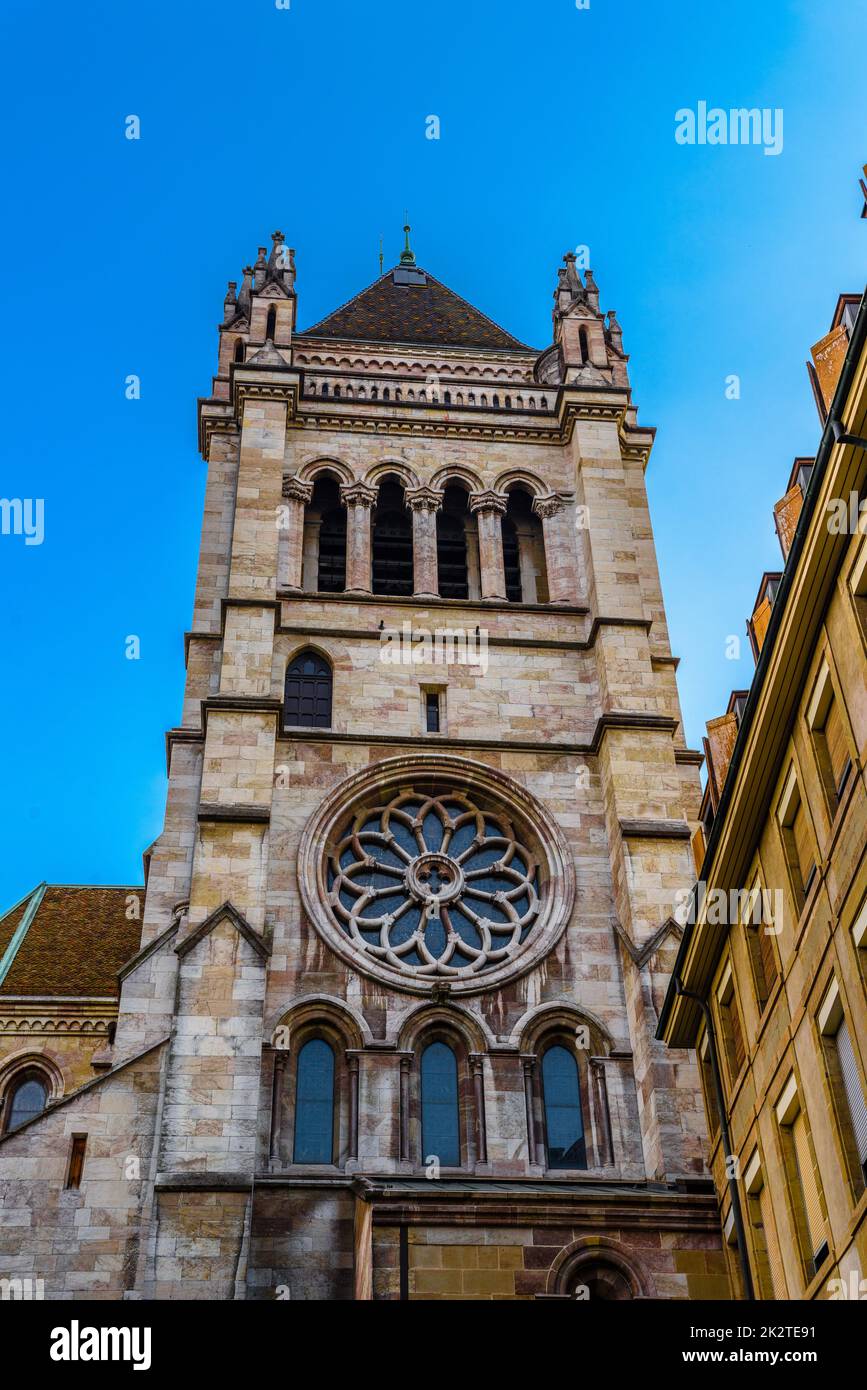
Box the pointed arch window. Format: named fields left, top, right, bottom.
left=293, top=1038, right=335, bottom=1164
left=421, top=1041, right=460, bottom=1167
left=541, top=1045, right=586, bottom=1169
left=284, top=650, right=333, bottom=729
left=3, top=1070, right=49, bottom=1133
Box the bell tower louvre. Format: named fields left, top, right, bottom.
left=0, top=229, right=729, bottom=1301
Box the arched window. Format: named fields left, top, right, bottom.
left=333, top=384, right=341, bottom=398
left=284, top=650, right=333, bottom=729
left=313, top=475, right=346, bottom=592
left=383, top=387, right=390, bottom=401
left=266, top=305, right=277, bottom=341
left=233, top=338, right=244, bottom=363
left=421, top=1041, right=460, bottom=1167
left=444, top=390, right=451, bottom=405
left=321, top=382, right=329, bottom=396
left=372, top=478, right=413, bottom=596
left=578, top=326, right=590, bottom=364
left=371, top=386, right=378, bottom=400
left=541, top=1045, right=586, bottom=1169
left=293, top=1038, right=335, bottom=1164
left=4, top=1070, right=49, bottom=1133
left=436, top=485, right=471, bottom=599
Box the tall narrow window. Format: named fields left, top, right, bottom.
left=778, top=774, right=816, bottom=909
left=65, top=1134, right=87, bottom=1190
left=541, top=1045, right=587, bottom=1169
left=579, top=326, right=590, bottom=364
left=718, top=970, right=746, bottom=1084
left=436, top=486, right=470, bottom=599
left=266, top=305, right=277, bottom=340
left=4, top=1072, right=48, bottom=1132
left=293, top=1039, right=335, bottom=1165
left=502, top=517, right=522, bottom=602
left=836, top=1016, right=867, bottom=1185
left=791, top=1109, right=827, bottom=1272
left=420, top=1041, right=460, bottom=1167
left=372, top=478, right=413, bottom=596
left=284, top=650, right=333, bottom=729
left=810, top=675, right=852, bottom=810
left=233, top=337, right=244, bottom=363
left=311, top=475, right=347, bottom=593
left=425, top=691, right=441, bottom=733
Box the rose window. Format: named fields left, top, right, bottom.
left=326, top=790, right=541, bottom=978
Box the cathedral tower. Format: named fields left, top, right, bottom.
left=0, top=232, right=728, bottom=1300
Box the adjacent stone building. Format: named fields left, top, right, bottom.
left=659, top=288, right=867, bottom=1300
left=0, top=232, right=726, bottom=1300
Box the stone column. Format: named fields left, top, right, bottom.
left=341, top=481, right=377, bottom=594
left=521, top=1055, right=538, bottom=1166
left=406, top=486, right=442, bottom=598
left=347, top=1052, right=360, bottom=1161
left=269, top=1049, right=289, bottom=1164
left=533, top=493, right=574, bottom=604
left=399, top=1054, right=412, bottom=1162
left=279, top=476, right=313, bottom=591
left=469, top=490, right=508, bottom=600
left=470, top=1054, right=488, bottom=1165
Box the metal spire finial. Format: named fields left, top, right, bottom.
left=400, top=214, right=416, bottom=266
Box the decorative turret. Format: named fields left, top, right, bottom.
left=222, top=281, right=237, bottom=324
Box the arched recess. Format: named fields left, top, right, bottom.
left=501, top=485, right=549, bottom=604
left=372, top=475, right=413, bottom=596
left=0, top=1051, right=63, bottom=1135
left=269, top=999, right=365, bottom=1170
left=429, top=464, right=485, bottom=495
left=492, top=468, right=547, bottom=499
left=398, top=1009, right=487, bottom=1171
left=297, top=456, right=355, bottom=486
left=547, top=1236, right=655, bottom=1300
left=363, top=459, right=420, bottom=491
left=516, top=1006, right=615, bottom=1172
left=436, top=483, right=480, bottom=600
left=300, top=473, right=346, bottom=592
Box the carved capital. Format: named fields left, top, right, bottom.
left=340, top=481, right=378, bottom=510
left=532, top=493, right=567, bottom=521
left=281, top=475, right=314, bottom=505
left=469, top=489, right=508, bottom=517
left=405, top=485, right=444, bottom=514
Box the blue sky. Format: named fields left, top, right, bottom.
left=0, top=0, right=864, bottom=904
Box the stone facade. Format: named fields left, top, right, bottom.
left=660, top=290, right=867, bottom=1300
left=0, top=235, right=725, bottom=1300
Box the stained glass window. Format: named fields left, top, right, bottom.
left=421, top=1041, right=460, bottom=1167
left=542, top=1046, right=586, bottom=1169
left=293, top=1039, right=335, bottom=1164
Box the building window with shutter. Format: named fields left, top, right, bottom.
left=742, top=881, right=779, bottom=1010
left=744, top=1149, right=786, bottom=1300
left=777, top=768, right=817, bottom=911
left=776, top=1075, right=829, bottom=1282
left=818, top=979, right=867, bottom=1194
left=807, top=663, right=852, bottom=814
left=716, top=964, right=746, bottom=1088
left=698, top=1031, right=720, bottom=1139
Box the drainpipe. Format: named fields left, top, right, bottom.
left=674, top=976, right=755, bottom=1301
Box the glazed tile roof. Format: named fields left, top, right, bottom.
left=0, top=885, right=144, bottom=998
left=298, top=266, right=531, bottom=351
